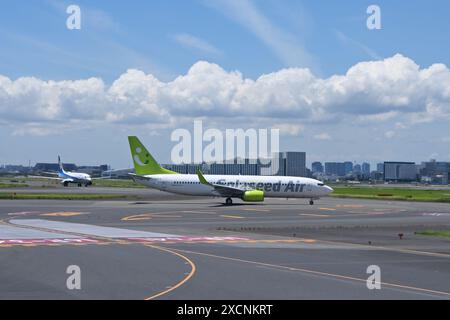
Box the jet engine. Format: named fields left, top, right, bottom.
left=241, top=189, right=265, bottom=202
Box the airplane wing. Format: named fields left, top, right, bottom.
left=197, top=169, right=249, bottom=198
left=41, top=171, right=59, bottom=176
left=27, top=175, right=62, bottom=180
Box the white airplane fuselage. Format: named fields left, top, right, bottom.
left=58, top=170, right=92, bottom=185
left=136, top=174, right=333, bottom=199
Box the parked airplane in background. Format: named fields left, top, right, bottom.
left=32, top=156, right=93, bottom=187
left=128, top=136, right=333, bottom=205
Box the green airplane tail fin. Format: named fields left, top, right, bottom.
left=128, top=136, right=178, bottom=175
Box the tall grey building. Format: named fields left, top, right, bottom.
left=263, top=152, right=306, bottom=177
left=384, top=162, right=417, bottom=181
left=362, top=162, right=370, bottom=175
left=344, top=161, right=353, bottom=174
left=311, top=161, right=324, bottom=173
left=325, top=162, right=346, bottom=176
left=377, top=163, right=384, bottom=173
left=284, top=152, right=306, bottom=177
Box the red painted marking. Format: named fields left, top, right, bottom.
left=0, top=238, right=99, bottom=245
left=0, top=236, right=251, bottom=245
left=127, top=236, right=250, bottom=243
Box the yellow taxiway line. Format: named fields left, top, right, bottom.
left=299, top=213, right=331, bottom=217
left=220, top=215, right=245, bottom=219
left=318, top=207, right=337, bottom=211
left=41, top=212, right=89, bottom=217
left=243, top=208, right=271, bottom=212
left=144, top=245, right=196, bottom=300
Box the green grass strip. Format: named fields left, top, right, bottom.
left=416, top=230, right=450, bottom=238
left=0, top=183, right=29, bottom=188
left=330, top=186, right=450, bottom=203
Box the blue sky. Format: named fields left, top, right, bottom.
left=1, top=0, right=449, bottom=80
left=0, top=0, right=449, bottom=168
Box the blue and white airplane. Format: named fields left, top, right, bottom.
left=33, top=156, right=93, bottom=187
left=56, top=156, right=93, bottom=187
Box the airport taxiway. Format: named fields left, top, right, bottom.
left=0, top=192, right=449, bottom=299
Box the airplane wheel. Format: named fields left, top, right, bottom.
left=225, top=198, right=233, bottom=206
left=63, top=182, right=69, bottom=187
left=309, top=200, right=314, bottom=205
left=78, top=183, right=82, bottom=187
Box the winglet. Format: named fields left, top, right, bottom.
left=196, top=169, right=211, bottom=186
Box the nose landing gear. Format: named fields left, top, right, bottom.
left=309, top=199, right=314, bottom=205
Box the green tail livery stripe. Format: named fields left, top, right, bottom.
left=128, top=136, right=178, bottom=175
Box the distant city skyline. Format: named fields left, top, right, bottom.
left=1, top=154, right=444, bottom=172
left=4, top=155, right=449, bottom=184
left=1, top=154, right=446, bottom=175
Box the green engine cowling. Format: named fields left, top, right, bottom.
left=241, top=190, right=264, bottom=202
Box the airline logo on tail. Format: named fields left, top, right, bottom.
left=128, top=136, right=178, bottom=175
left=133, top=147, right=150, bottom=166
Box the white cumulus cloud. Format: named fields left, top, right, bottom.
left=274, top=123, right=304, bottom=136
left=0, top=54, right=449, bottom=136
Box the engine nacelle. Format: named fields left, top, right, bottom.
left=241, top=190, right=264, bottom=202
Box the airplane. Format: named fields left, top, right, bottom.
left=32, top=156, right=93, bottom=187
left=128, top=136, right=333, bottom=205
left=56, top=156, right=93, bottom=187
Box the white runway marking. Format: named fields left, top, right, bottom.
left=423, top=213, right=450, bottom=217
left=3, top=219, right=253, bottom=245
left=0, top=224, right=79, bottom=240
left=10, top=219, right=176, bottom=239
left=7, top=211, right=41, bottom=216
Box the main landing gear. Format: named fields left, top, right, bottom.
left=225, top=198, right=233, bottom=206
left=63, top=182, right=69, bottom=187
left=309, top=199, right=314, bottom=205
